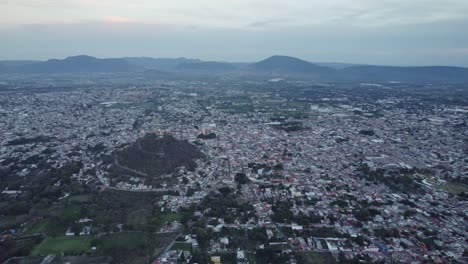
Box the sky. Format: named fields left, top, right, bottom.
left=1, top=0, right=468, bottom=66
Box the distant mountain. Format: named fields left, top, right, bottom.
left=339, top=65, right=468, bottom=82
left=0, top=60, right=42, bottom=67
left=250, top=55, right=334, bottom=75
left=124, top=57, right=201, bottom=71
left=1, top=54, right=467, bottom=82
left=176, top=61, right=237, bottom=71
left=11, top=55, right=138, bottom=73
left=313, top=62, right=364, bottom=69
left=249, top=55, right=468, bottom=82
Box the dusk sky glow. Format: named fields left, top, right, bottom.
left=1, top=0, right=468, bottom=66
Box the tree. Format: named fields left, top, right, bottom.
left=182, top=176, right=189, bottom=184
left=195, top=227, right=209, bottom=249
left=235, top=173, right=249, bottom=185
left=71, top=223, right=81, bottom=236
left=360, top=163, right=370, bottom=175
left=339, top=251, right=347, bottom=263
left=186, top=188, right=195, bottom=197
left=218, top=187, right=232, bottom=196
left=179, top=252, right=186, bottom=262
left=197, top=132, right=217, bottom=139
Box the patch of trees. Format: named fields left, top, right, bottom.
left=273, top=163, right=284, bottom=171
left=350, top=235, right=369, bottom=247
left=218, top=187, right=232, bottom=196
left=132, top=118, right=144, bottom=130
left=399, top=199, right=417, bottom=207
left=0, top=162, right=83, bottom=216
left=338, top=252, right=374, bottom=264
left=235, top=173, right=249, bottom=184
left=271, top=200, right=293, bottom=223
left=186, top=188, right=196, bottom=197
left=359, top=130, right=375, bottom=136
left=335, top=137, right=350, bottom=143
left=247, top=228, right=268, bottom=244
left=353, top=207, right=380, bottom=221
left=272, top=121, right=305, bottom=132
left=115, top=134, right=205, bottom=177
left=330, top=199, right=348, bottom=208
left=458, top=192, right=468, bottom=199
left=0, top=237, right=42, bottom=263
left=303, top=227, right=345, bottom=238
left=270, top=199, right=323, bottom=225
left=7, top=135, right=54, bottom=146
left=358, top=164, right=426, bottom=194
left=248, top=162, right=272, bottom=173
left=199, top=191, right=255, bottom=222
left=197, top=132, right=217, bottom=139
left=293, top=213, right=323, bottom=226
left=418, top=236, right=442, bottom=251
left=87, top=190, right=159, bottom=233
left=87, top=143, right=106, bottom=153
left=255, top=248, right=291, bottom=264
left=373, top=227, right=400, bottom=239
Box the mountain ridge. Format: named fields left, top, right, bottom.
left=250, top=55, right=334, bottom=75
left=176, top=61, right=237, bottom=71
left=4, top=55, right=138, bottom=73
left=1, top=54, right=467, bottom=82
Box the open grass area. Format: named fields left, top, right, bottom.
left=23, top=217, right=68, bottom=236
left=425, top=175, right=468, bottom=194
left=24, top=219, right=51, bottom=235
left=67, top=194, right=91, bottom=203
left=170, top=242, right=192, bottom=251
left=94, top=232, right=176, bottom=264
left=441, top=182, right=468, bottom=194
left=160, top=212, right=182, bottom=223
left=50, top=203, right=82, bottom=222
left=215, top=105, right=253, bottom=114
left=96, top=232, right=152, bottom=252
left=31, top=236, right=92, bottom=256
left=247, top=252, right=256, bottom=264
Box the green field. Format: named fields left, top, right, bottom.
left=23, top=218, right=68, bottom=236
left=247, top=252, right=256, bottom=264
left=24, top=219, right=51, bottom=235
left=31, top=236, right=92, bottom=255
left=170, top=242, right=192, bottom=251
left=159, top=212, right=182, bottom=224
left=50, top=204, right=82, bottom=222
left=441, top=182, right=468, bottom=194
left=94, top=232, right=176, bottom=264
left=67, top=194, right=92, bottom=203
left=96, top=232, right=152, bottom=252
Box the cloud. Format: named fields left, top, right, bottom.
left=443, top=48, right=468, bottom=55
left=247, top=19, right=292, bottom=28
left=102, top=16, right=138, bottom=24
left=0, top=1, right=467, bottom=66
left=2, top=0, right=468, bottom=28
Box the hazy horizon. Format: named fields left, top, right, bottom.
left=1, top=0, right=468, bottom=67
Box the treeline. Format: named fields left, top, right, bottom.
left=357, top=164, right=427, bottom=194
left=7, top=135, right=54, bottom=146
left=0, top=162, right=84, bottom=216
